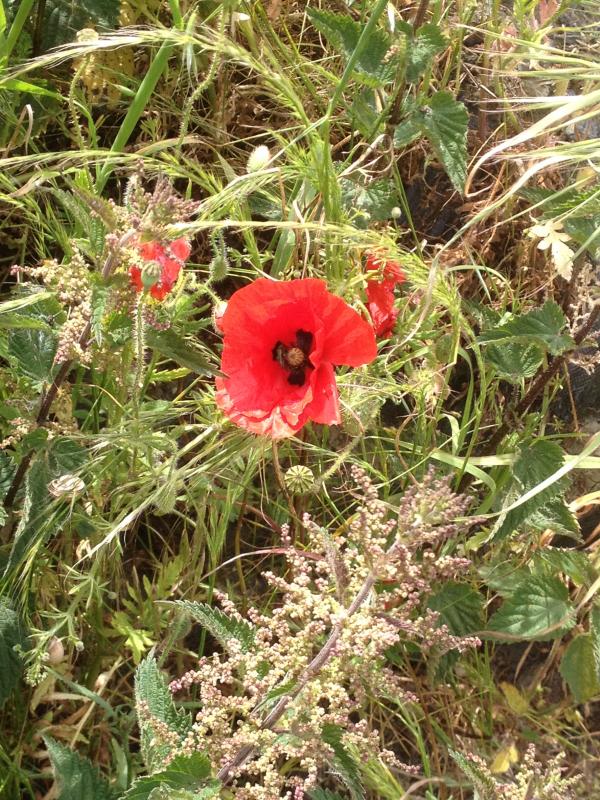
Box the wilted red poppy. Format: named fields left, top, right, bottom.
left=215, top=278, right=377, bottom=438
left=129, top=238, right=191, bottom=301
left=365, top=251, right=406, bottom=338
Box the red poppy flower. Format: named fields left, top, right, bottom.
left=365, top=251, right=406, bottom=338
left=215, top=278, right=377, bottom=438
left=129, top=238, right=191, bottom=301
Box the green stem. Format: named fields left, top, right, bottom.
left=96, top=40, right=173, bottom=193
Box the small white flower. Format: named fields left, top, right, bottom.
left=528, top=218, right=575, bottom=281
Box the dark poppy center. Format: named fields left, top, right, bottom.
left=272, top=329, right=314, bottom=386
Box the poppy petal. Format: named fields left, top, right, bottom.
left=318, top=292, right=378, bottom=366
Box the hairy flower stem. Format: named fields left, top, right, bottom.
left=2, top=230, right=137, bottom=516
left=216, top=572, right=377, bottom=785
left=132, top=296, right=146, bottom=418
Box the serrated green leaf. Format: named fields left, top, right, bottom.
left=419, top=91, right=469, bottom=193
left=528, top=498, right=580, bottom=538
left=122, top=753, right=213, bottom=800
left=0, top=313, right=51, bottom=330
left=309, top=791, right=346, bottom=800
left=487, top=575, right=575, bottom=642
left=392, top=115, right=422, bottom=148
left=559, top=634, right=600, bottom=703
left=44, top=736, right=114, bottom=800
left=135, top=657, right=191, bottom=773
left=321, top=725, right=364, bottom=800
left=4, top=456, right=57, bottom=577
left=477, top=300, right=574, bottom=356
left=340, top=178, right=399, bottom=227
left=533, top=548, right=594, bottom=586
left=427, top=582, right=484, bottom=636
left=307, top=8, right=391, bottom=79
left=0, top=598, right=27, bottom=705
left=146, top=329, right=215, bottom=375
left=174, top=601, right=255, bottom=652
left=8, top=327, right=57, bottom=382
left=484, top=341, right=544, bottom=382
left=494, top=439, right=567, bottom=541
left=405, top=24, right=447, bottom=83
left=47, top=437, right=88, bottom=476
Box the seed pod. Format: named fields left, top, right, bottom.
left=284, top=464, right=314, bottom=494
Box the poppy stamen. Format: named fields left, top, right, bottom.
left=272, top=329, right=314, bottom=385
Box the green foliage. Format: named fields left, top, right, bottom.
left=321, top=725, right=365, bottom=800
left=7, top=327, right=58, bottom=383
left=477, top=300, right=574, bottom=356
left=44, top=737, right=114, bottom=800
left=394, top=91, right=469, bottom=192
left=403, top=23, right=447, bottom=83
left=122, top=753, right=214, bottom=800
left=146, top=329, right=215, bottom=375
left=483, top=341, right=544, bottom=382
left=307, top=8, right=391, bottom=83
left=559, top=634, right=600, bottom=703
left=0, top=597, right=27, bottom=705
left=40, top=0, right=121, bottom=51
left=310, top=792, right=346, bottom=800
left=340, top=178, right=399, bottom=227
left=427, top=582, right=484, bottom=635
left=174, top=601, right=256, bottom=652
left=135, top=657, right=191, bottom=774
left=493, top=439, right=576, bottom=541
left=487, top=575, right=576, bottom=642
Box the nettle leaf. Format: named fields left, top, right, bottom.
left=135, top=657, right=191, bottom=773
left=175, top=601, right=256, bottom=652
left=560, top=634, right=600, bottom=703
left=0, top=598, right=28, bottom=706
left=487, top=575, right=575, bottom=642
left=405, top=24, right=447, bottom=83
left=494, top=439, right=568, bottom=541
left=123, top=753, right=213, bottom=800
left=419, top=91, right=469, bottom=193
left=484, top=341, right=544, bottom=382
left=528, top=497, right=579, bottom=538
left=41, top=0, right=120, bottom=50
left=477, top=300, right=574, bottom=356
left=533, top=548, right=595, bottom=587
left=8, top=327, right=58, bottom=383
left=310, top=791, right=346, bottom=800
left=44, top=737, right=114, bottom=800
left=428, top=582, right=484, bottom=636
left=340, top=178, right=399, bottom=227
left=307, top=8, right=391, bottom=79
left=590, top=604, right=600, bottom=679
left=321, top=724, right=365, bottom=800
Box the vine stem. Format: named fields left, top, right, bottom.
left=2, top=230, right=137, bottom=515
left=216, top=572, right=377, bottom=785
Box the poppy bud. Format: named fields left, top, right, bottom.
left=141, top=260, right=162, bottom=289
left=284, top=465, right=314, bottom=494
left=209, top=253, right=229, bottom=283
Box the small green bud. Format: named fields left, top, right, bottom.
left=209, top=253, right=229, bottom=283
left=284, top=464, right=314, bottom=494
left=141, top=260, right=162, bottom=289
